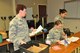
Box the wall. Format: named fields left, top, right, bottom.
left=47, top=0, right=64, bottom=23
left=16, top=0, right=47, bottom=21
left=0, top=0, right=13, bottom=16
left=0, top=0, right=13, bottom=31
left=0, top=0, right=47, bottom=31
left=64, top=19, right=80, bottom=33
left=16, top=0, right=47, bottom=15
left=47, top=0, right=80, bottom=33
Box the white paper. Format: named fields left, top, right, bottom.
left=69, top=36, right=79, bottom=42
left=60, top=36, right=79, bottom=45
left=29, top=25, right=43, bottom=36
left=6, top=39, right=11, bottom=42
left=35, top=25, right=43, bottom=34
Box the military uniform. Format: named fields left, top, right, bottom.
left=54, top=15, right=64, bottom=32
left=9, top=15, right=31, bottom=51
left=46, top=27, right=63, bottom=44
left=54, top=15, right=64, bottom=23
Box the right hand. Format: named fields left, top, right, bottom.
left=20, top=40, right=26, bottom=44
left=30, top=27, right=36, bottom=32
left=56, top=40, right=62, bottom=44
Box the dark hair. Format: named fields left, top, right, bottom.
left=16, top=4, right=26, bottom=14
left=59, top=9, right=67, bottom=14
left=54, top=20, right=62, bottom=25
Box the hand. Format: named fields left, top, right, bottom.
left=56, top=40, right=62, bottom=44
left=32, top=29, right=36, bottom=32
left=64, top=35, right=67, bottom=39
left=20, top=40, right=26, bottom=44
left=30, top=27, right=36, bottom=32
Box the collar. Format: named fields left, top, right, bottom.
left=16, top=15, right=23, bottom=21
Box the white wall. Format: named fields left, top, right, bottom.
left=47, top=0, right=80, bottom=33
left=16, top=0, right=47, bottom=21
left=16, top=0, right=47, bottom=15
left=47, top=0, right=64, bottom=23
left=0, top=0, right=13, bottom=16
left=64, top=19, right=80, bottom=33
left=0, top=0, right=13, bottom=31
left=0, top=0, right=47, bottom=31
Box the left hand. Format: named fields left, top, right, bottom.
left=19, top=40, right=26, bottom=45
left=30, top=27, right=36, bottom=32
left=64, top=34, right=67, bottom=39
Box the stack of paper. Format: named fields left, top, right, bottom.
left=60, top=36, right=79, bottom=45
left=29, top=25, right=43, bottom=36
left=68, top=36, right=79, bottom=42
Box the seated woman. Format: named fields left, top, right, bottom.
left=46, top=20, right=67, bottom=45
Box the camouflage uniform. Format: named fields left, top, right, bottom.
left=54, top=15, right=64, bottom=32
left=46, top=27, right=63, bottom=44
left=54, top=15, right=64, bottom=23
left=9, top=15, right=31, bottom=51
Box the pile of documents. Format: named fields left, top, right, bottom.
left=29, top=25, right=43, bottom=36
left=61, top=36, right=79, bottom=45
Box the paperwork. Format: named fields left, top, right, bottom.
left=29, top=25, right=43, bottom=36
left=69, top=36, right=79, bottom=42
left=60, top=36, right=79, bottom=45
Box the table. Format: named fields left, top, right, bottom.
left=0, top=40, right=11, bottom=53
left=49, top=32, right=80, bottom=53
left=0, top=40, right=11, bottom=46
left=0, top=31, right=47, bottom=53
left=30, top=31, right=47, bottom=42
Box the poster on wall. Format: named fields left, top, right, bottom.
left=26, top=7, right=33, bottom=20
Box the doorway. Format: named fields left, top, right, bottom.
left=38, top=5, right=47, bottom=28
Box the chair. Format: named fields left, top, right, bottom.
left=45, top=22, right=54, bottom=31
left=27, top=20, right=35, bottom=28
left=63, top=28, right=74, bottom=36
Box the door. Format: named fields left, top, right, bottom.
left=38, top=5, right=47, bottom=27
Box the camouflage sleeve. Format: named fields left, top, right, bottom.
left=46, top=29, right=58, bottom=43
left=60, top=29, right=65, bottom=39
left=54, top=16, right=59, bottom=22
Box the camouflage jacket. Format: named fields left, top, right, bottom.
left=9, top=15, right=31, bottom=50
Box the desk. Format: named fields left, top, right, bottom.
left=0, top=40, right=11, bottom=46
left=49, top=32, right=80, bottom=53
left=0, top=40, right=11, bottom=53
left=30, top=31, right=47, bottom=42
